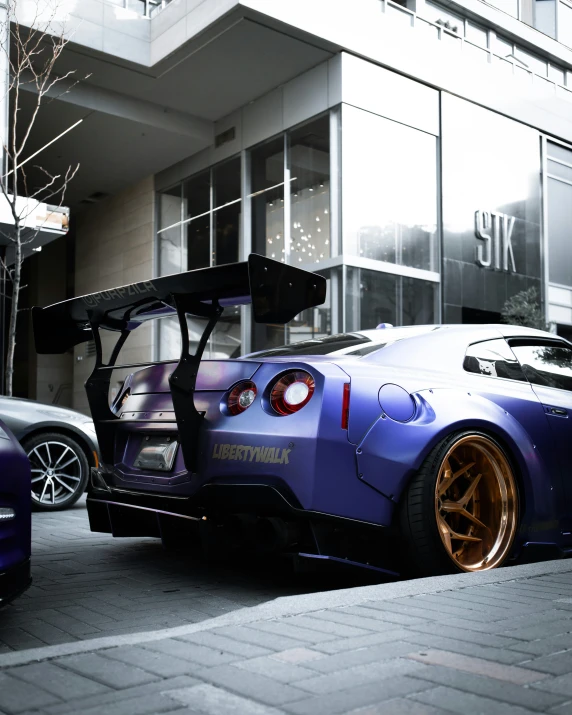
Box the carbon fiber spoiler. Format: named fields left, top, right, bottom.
left=32, top=254, right=326, bottom=355
left=32, top=254, right=326, bottom=472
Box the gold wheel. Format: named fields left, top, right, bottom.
left=434, top=434, right=518, bottom=572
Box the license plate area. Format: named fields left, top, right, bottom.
left=134, top=436, right=179, bottom=471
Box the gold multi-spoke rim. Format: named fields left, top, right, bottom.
left=434, top=435, right=517, bottom=572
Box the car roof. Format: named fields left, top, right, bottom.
left=355, top=324, right=555, bottom=342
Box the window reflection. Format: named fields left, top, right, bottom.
left=547, top=142, right=572, bottom=288
left=512, top=343, right=572, bottom=391
left=560, top=1, right=572, bottom=48
left=158, top=309, right=242, bottom=362
left=346, top=268, right=437, bottom=330
left=289, top=116, right=330, bottom=265
left=183, top=171, right=210, bottom=270
left=213, top=158, right=241, bottom=266
left=342, top=106, right=438, bottom=271
left=251, top=137, right=285, bottom=260
left=159, top=185, right=182, bottom=276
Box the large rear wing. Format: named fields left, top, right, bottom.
left=32, top=253, right=325, bottom=355
left=32, top=254, right=326, bottom=470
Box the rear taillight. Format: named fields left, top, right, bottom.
left=227, top=381, right=257, bottom=416
left=341, top=382, right=350, bottom=429
left=270, top=371, right=315, bottom=415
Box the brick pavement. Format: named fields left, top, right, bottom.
left=2, top=502, right=572, bottom=713
left=0, top=498, right=375, bottom=654
left=0, top=559, right=571, bottom=712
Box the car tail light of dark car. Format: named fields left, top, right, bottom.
left=270, top=371, right=315, bottom=415
left=0, top=508, right=15, bottom=521
left=227, top=381, right=258, bottom=416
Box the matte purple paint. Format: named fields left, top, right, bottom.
left=90, top=324, right=572, bottom=565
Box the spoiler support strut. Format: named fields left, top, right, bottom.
left=169, top=296, right=223, bottom=472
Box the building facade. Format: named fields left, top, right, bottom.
left=13, top=0, right=572, bottom=410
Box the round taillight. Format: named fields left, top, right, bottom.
left=270, top=371, right=315, bottom=415
left=227, top=381, right=257, bottom=416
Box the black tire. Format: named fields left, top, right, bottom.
left=23, top=432, right=90, bottom=511
left=399, top=430, right=519, bottom=577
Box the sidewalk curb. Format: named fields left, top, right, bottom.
left=1, top=558, right=570, bottom=670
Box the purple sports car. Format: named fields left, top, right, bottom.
left=0, top=419, right=31, bottom=605
left=33, top=255, right=572, bottom=576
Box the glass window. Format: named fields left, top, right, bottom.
left=158, top=309, right=242, bottom=362
left=464, top=339, right=527, bottom=380
left=547, top=177, right=572, bottom=287
left=559, top=1, right=572, bottom=47
left=347, top=269, right=398, bottom=331
left=548, top=159, right=572, bottom=181
left=548, top=141, right=572, bottom=164
left=289, top=116, right=331, bottom=265
left=251, top=137, right=285, bottom=260
left=213, top=158, right=241, bottom=266
left=535, top=0, right=556, bottom=37
left=158, top=185, right=183, bottom=277
left=342, top=106, right=438, bottom=271
left=511, top=342, right=572, bottom=390
left=440, top=94, right=542, bottom=322
left=402, top=277, right=438, bottom=325
left=183, top=170, right=210, bottom=270
left=346, top=268, right=438, bottom=331
left=485, top=0, right=519, bottom=17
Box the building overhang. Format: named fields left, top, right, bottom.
left=0, top=194, right=69, bottom=263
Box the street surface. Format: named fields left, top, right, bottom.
left=0, top=501, right=572, bottom=713
left=0, top=498, right=381, bottom=653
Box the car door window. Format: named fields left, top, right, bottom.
left=510, top=342, right=572, bottom=392
left=464, top=339, right=527, bottom=381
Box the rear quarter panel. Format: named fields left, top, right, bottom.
left=356, top=381, right=561, bottom=540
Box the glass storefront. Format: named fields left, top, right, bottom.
left=252, top=116, right=331, bottom=265
left=441, top=94, right=542, bottom=324
left=546, top=142, right=572, bottom=289
left=342, top=106, right=438, bottom=272
left=156, top=81, right=570, bottom=357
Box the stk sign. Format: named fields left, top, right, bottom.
left=475, top=209, right=517, bottom=273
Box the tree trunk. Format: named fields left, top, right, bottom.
left=5, top=229, right=21, bottom=397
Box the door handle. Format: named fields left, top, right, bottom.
left=550, top=407, right=568, bottom=417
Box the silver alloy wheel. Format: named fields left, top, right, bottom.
left=28, top=440, right=83, bottom=506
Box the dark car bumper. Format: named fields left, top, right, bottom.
left=0, top=558, right=31, bottom=606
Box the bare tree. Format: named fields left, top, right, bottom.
left=0, top=0, right=83, bottom=396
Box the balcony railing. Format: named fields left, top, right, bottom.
left=108, top=0, right=173, bottom=18
left=381, top=0, right=572, bottom=102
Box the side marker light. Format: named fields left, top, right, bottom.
left=342, top=383, right=351, bottom=429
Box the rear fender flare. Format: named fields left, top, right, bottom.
left=356, top=388, right=551, bottom=529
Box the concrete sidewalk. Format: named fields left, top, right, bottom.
left=1, top=559, right=572, bottom=714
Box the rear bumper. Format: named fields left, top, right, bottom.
left=87, top=476, right=396, bottom=574
left=87, top=472, right=384, bottom=532
left=0, top=558, right=31, bottom=606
